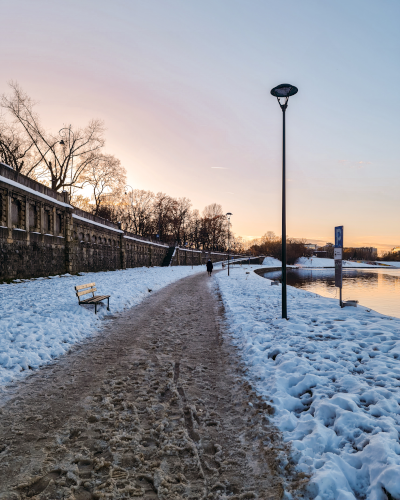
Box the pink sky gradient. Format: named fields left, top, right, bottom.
left=2, top=0, right=399, bottom=252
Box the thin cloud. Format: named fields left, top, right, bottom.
left=211, top=167, right=229, bottom=169
left=338, top=159, right=371, bottom=169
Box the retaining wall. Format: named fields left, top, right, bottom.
left=0, top=163, right=248, bottom=280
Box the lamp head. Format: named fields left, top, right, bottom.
left=270, top=84, right=298, bottom=98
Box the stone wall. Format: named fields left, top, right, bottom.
left=170, top=248, right=245, bottom=267
left=0, top=163, right=71, bottom=280
left=0, top=163, right=247, bottom=281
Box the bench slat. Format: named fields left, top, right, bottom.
left=75, top=282, right=96, bottom=291
left=77, top=288, right=96, bottom=297
left=80, top=295, right=110, bottom=304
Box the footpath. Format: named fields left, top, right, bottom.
left=0, top=272, right=305, bottom=500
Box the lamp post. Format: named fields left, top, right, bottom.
left=270, top=83, right=298, bottom=320
left=226, top=212, right=232, bottom=276
left=59, top=126, right=75, bottom=197
left=124, top=185, right=135, bottom=234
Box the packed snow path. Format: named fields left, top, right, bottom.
left=0, top=271, right=305, bottom=499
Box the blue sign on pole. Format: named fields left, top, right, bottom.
left=335, top=226, right=343, bottom=248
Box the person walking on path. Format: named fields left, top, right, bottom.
left=206, top=259, right=213, bottom=276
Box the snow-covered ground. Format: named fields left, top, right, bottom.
left=377, top=261, right=400, bottom=268
left=261, top=256, right=379, bottom=268
left=297, top=257, right=378, bottom=268
left=0, top=266, right=205, bottom=389
left=215, top=266, right=400, bottom=500
left=262, top=257, right=283, bottom=267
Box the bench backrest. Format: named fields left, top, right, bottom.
left=75, top=282, right=96, bottom=299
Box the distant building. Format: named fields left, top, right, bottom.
left=313, top=250, right=328, bottom=258
left=345, top=247, right=378, bottom=259
left=305, top=243, right=318, bottom=250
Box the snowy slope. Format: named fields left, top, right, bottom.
left=262, top=257, right=282, bottom=267
left=215, top=267, right=400, bottom=500
left=0, top=266, right=204, bottom=388
left=297, top=257, right=377, bottom=268
left=377, top=261, right=400, bottom=268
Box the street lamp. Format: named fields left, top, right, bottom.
left=226, top=212, right=232, bottom=276
left=270, top=83, right=298, bottom=320
left=124, top=185, right=135, bottom=235
left=59, top=126, right=75, bottom=196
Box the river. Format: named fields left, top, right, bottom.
left=262, top=267, right=400, bottom=319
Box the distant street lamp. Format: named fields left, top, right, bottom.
left=226, top=212, right=232, bottom=276
left=270, top=83, right=298, bottom=320
left=124, top=185, right=135, bottom=234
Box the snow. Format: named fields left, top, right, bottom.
left=377, top=261, right=400, bottom=268
left=297, top=257, right=378, bottom=268
left=261, top=256, right=379, bottom=268
left=215, top=266, right=400, bottom=500
left=262, top=257, right=283, bottom=267
left=0, top=266, right=205, bottom=389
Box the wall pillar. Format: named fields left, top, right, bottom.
left=65, top=207, right=74, bottom=274
left=25, top=199, right=30, bottom=242
left=6, top=192, right=12, bottom=242
left=40, top=203, right=45, bottom=243
left=52, top=206, right=57, bottom=235
left=119, top=223, right=126, bottom=269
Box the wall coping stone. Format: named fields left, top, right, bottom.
left=0, top=175, right=72, bottom=208
left=72, top=214, right=124, bottom=233
left=124, top=235, right=168, bottom=248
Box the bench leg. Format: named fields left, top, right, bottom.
left=107, top=298, right=110, bottom=311
left=95, top=303, right=97, bottom=314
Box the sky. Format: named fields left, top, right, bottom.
left=1, top=0, right=399, bottom=252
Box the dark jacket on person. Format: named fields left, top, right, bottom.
left=206, top=261, right=213, bottom=272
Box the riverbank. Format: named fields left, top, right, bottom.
left=215, top=266, right=400, bottom=500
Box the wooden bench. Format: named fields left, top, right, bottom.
left=75, top=282, right=110, bottom=314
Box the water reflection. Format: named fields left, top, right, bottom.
left=263, top=268, right=400, bottom=319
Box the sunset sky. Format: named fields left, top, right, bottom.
left=2, top=0, right=399, bottom=252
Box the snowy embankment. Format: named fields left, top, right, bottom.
left=262, top=257, right=283, bottom=267
left=378, top=261, right=400, bottom=268
left=215, top=267, right=400, bottom=500
left=262, top=256, right=379, bottom=268
left=297, top=257, right=378, bottom=268
left=0, top=266, right=204, bottom=388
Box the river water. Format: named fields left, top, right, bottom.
left=262, top=268, right=400, bottom=319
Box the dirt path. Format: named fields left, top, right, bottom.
left=0, top=272, right=306, bottom=499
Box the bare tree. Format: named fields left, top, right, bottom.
left=0, top=116, right=37, bottom=174
left=80, top=154, right=126, bottom=215
left=71, top=194, right=92, bottom=212
left=170, top=197, right=192, bottom=245
left=152, top=193, right=176, bottom=242
left=201, top=203, right=227, bottom=251
left=122, top=189, right=154, bottom=236
left=1, top=82, right=105, bottom=191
